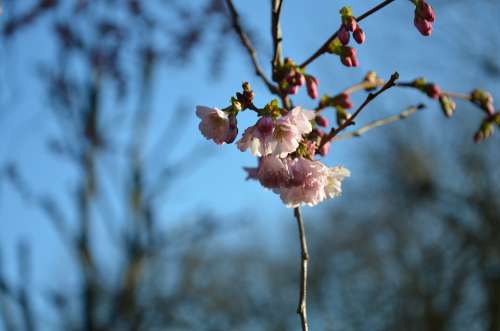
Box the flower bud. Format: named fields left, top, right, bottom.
left=439, top=95, right=456, bottom=118
left=353, top=27, right=365, bottom=44
left=338, top=26, right=350, bottom=45
left=344, top=16, right=358, bottom=32
left=318, top=142, right=330, bottom=156
left=413, top=1, right=435, bottom=36
left=336, top=107, right=350, bottom=126
left=332, top=93, right=353, bottom=109
left=315, top=115, right=329, bottom=127
left=417, top=1, right=435, bottom=22
left=474, top=120, right=495, bottom=143
left=306, top=75, right=319, bottom=99
left=425, top=84, right=441, bottom=99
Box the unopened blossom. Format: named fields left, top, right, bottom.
left=338, top=26, right=350, bottom=45
left=332, top=93, right=353, bottom=109
left=237, top=107, right=313, bottom=157
left=353, top=27, right=365, bottom=44
left=318, top=142, right=330, bottom=157
left=344, top=16, right=358, bottom=32
left=196, top=106, right=236, bottom=144
left=340, top=47, right=358, bottom=67
left=414, top=0, right=435, bottom=36
left=315, top=115, right=329, bottom=127
left=425, top=83, right=441, bottom=99
left=306, top=76, right=319, bottom=99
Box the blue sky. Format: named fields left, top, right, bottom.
left=0, top=0, right=499, bottom=328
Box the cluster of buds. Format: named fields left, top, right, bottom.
left=319, top=93, right=353, bottom=126
left=471, top=90, right=499, bottom=143
left=274, top=58, right=319, bottom=99
left=196, top=83, right=350, bottom=208
left=413, top=0, right=435, bottom=36
left=412, top=78, right=441, bottom=99
left=470, top=89, right=495, bottom=116
left=338, top=7, right=365, bottom=45
left=474, top=114, right=500, bottom=143
left=326, top=7, right=365, bottom=67
left=439, top=95, right=456, bottom=118
left=328, top=39, right=359, bottom=67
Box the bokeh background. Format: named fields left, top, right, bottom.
left=1, top=0, right=499, bottom=330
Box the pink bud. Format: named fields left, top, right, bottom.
left=315, top=115, right=329, bottom=127
left=318, top=142, right=330, bottom=156
left=344, top=16, right=358, bottom=32
left=341, top=56, right=353, bottom=67
left=306, top=76, right=319, bottom=99
left=288, top=84, right=300, bottom=95
left=426, top=84, right=441, bottom=99
left=417, top=1, right=435, bottom=22
left=338, top=26, right=350, bottom=45
left=353, top=27, right=365, bottom=44
left=296, top=72, right=306, bottom=86
left=414, top=16, right=433, bottom=36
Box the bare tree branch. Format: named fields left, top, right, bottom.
left=294, top=207, right=309, bottom=331
left=224, top=0, right=279, bottom=94
left=271, top=0, right=284, bottom=71
left=320, top=72, right=400, bottom=149
left=334, top=104, right=426, bottom=141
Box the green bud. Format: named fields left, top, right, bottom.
left=439, top=95, right=456, bottom=118
left=327, top=38, right=343, bottom=55
left=336, top=107, right=349, bottom=126
left=339, top=6, right=353, bottom=17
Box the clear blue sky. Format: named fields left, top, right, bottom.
left=0, top=1, right=499, bottom=327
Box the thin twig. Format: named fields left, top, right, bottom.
left=294, top=207, right=309, bottom=331
left=271, top=0, right=284, bottom=71
left=299, top=0, right=397, bottom=68
left=320, top=72, right=400, bottom=148
left=225, top=0, right=279, bottom=94
left=334, top=104, right=426, bottom=141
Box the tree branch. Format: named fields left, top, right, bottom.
left=334, top=104, right=426, bottom=141
left=294, top=207, right=309, bottom=331
left=299, top=0, right=397, bottom=68
left=224, top=0, right=279, bottom=94
left=271, top=0, right=284, bottom=70
left=320, top=72, right=399, bottom=148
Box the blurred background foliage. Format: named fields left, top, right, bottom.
left=0, top=0, right=499, bottom=330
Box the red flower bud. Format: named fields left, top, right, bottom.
left=414, top=16, right=433, bottom=36
left=315, top=115, right=329, bottom=127
left=344, top=16, right=358, bottom=32
left=425, top=84, right=441, bottom=99
left=318, top=142, right=330, bottom=156
left=306, top=76, right=319, bottom=99
left=338, top=26, right=350, bottom=45
left=353, top=27, right=365, bottom=44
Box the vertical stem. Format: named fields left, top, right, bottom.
left=294, top=207, right=309, bottom=331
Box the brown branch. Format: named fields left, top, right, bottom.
left=271, top=0, right=284, bottom=70
left=225, top=0, right=279, bottom=94
left=334, top=104, right=426, bottom=141
left=320, top=72, right=400, bottom=149
left=299, top=0, right=397, bottom=68
left=294, top=207, right=309, bottom=331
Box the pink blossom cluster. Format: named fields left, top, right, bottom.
left=246, top=156, right=350, bottom=208
left=414, top=0, right=435, bottom=36
left=196, top=93, right=350, bottom=208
